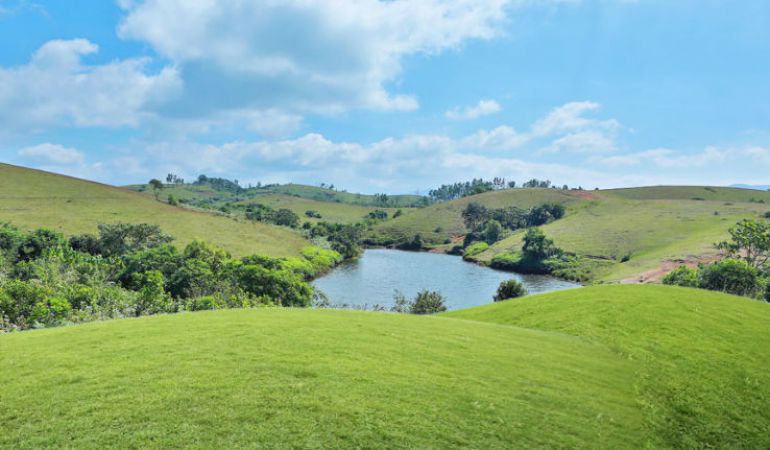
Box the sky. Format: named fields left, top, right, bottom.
left=1, top=0, right=769, bottom=194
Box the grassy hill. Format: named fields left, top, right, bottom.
left=0, top=164, right=309, bottom=257
left=0, top=306, right=642, bottom=449
left=128, top=182, right=426, bottom=209
left=2, top=285, right=768, bottom=448
left=371, top=186, right=770, bottom=282
left=235, top=194, right=407, bottom=224
left=447, top=285, right=770, bottom=449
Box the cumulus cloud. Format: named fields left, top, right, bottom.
left=18, top=143, right=85, bottom=165
left=446, top=99, right=502, bottom=120
left=0, top=39, right=181, bottom=133
left=117, top=0, right=511, bottom=116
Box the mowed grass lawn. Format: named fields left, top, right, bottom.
left=0, top=308, right=642, bottom=449
left=0, top=164, right=309, bottom=257
left=448, top=285, right=770, bottom=449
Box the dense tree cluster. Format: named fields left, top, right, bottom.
left=194, top=175, right=245, bottom=194
left=461, top=202, right=566, bottom=246
left=245, top=204, right=301, bottom=228
left=0, top=223, right=342, bottom=331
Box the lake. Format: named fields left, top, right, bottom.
left=312, top=249, right=581, bottom=311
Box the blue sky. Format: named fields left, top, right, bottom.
left=1, top=0, right=769, bottom=193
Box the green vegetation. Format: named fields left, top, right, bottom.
left=493, top=279, right=528, bottom=301
left=0, top=222, right=340, bottom=331
left=0, top=305, right=643, bottom=449
left=0, top=164, right=309, bottom=257
left=447, top=284, right=770, bottom=449
left=390, top=185, right=770, bottom=282
left=391, top=290, right=447, bottom=314
left=663, top=219, right=770, bottom=301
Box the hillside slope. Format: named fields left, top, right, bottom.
left=0, top=307, right=642, bottom=449
left=447, top=285, right=770, bottom=449
left=371, top=186, right=770, bottom=282
left=0, top=164, right=309, bottom=257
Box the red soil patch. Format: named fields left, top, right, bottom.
left=621, top=253, right=721, bottom=284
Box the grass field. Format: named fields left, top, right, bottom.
left=128, top=182, right=425, bottom=208
left=2, top=285, right=768, bottom=448
left=370, top=186, right=770, bottom=282
left=0, top=164, right=309, bottom=257
left=447, top=285, right=770, bottom=449
left=0, top=306, right=642, bottom=449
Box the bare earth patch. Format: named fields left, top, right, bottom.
left=621, top=253, right=721, bottom=284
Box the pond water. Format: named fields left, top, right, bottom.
left=312, top=249, right=580, bottom=311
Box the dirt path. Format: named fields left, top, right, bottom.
left=621, top=253, right=721, bottom=284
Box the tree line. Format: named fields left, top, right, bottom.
left=0, top=223, right=342, bottom=332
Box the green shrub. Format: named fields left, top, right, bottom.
left=186, top=296, right=222, bottom=311
left=698, top=259, right=759, bottom=297
left=494, top=280, right=528, bottom=302
left=29, top=297, right=72, bottom=326
left=662, top=266, right=699, bottom=288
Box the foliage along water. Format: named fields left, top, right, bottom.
left=312, top=249, right=580, bottom=311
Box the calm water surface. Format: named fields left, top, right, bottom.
left=312, top=249, right=580, bottom=311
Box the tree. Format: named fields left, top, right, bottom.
left=716, top=219, right=770, bottom=270
left=329, top=224, right=364, bottom=259
left=698, top=259, right=759, bottom=297
left=494, top=280, right=528, bottom=301
left=482, top=220, right=503, bottom=244
left=522, top=228, right=559, bottom=260
left=273, top=209, right=300, bottom=228
left=461, top=202, right=489, bottom=231
left=149, top=179, right=164, bottom=200
left=97, top=223, right=174, bottom=257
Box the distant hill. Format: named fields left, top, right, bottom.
left=730, top=183, right=770, bottom=191
left=127, top=181, right=427, bottom=209
left=370, top=185, right=770, bottom=282
left=0, top=163, right=309, bottom=257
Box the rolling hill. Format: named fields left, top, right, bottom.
left=447, top=285, right=770, bottom=449
left=371, top=186, right=770, bottom=282
left=0, top=163, right=309, bottom=257
left=2, top=285, right=767, bottom=448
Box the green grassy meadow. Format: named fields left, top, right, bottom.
left=2, top=285, right=768, bottom=448
left=0, top=305, right=642, bottom=449
left=447, top=285, right=770, bottom=449
left=0, top=164, right=309, bottom=257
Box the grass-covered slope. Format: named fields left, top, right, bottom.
left=372, top=186, right=770, bottom=281
left=0, top=308, right=642, bottom=449
left=237, top=194, right=406, bottom=224
left=0, top=164, right=309, bottom=257
left=447, top=285, right=770, bottom=449
left=370, top=188, right=580, bottom=244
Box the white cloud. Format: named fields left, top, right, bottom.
left=446, top=99, right=502, bottom=120
left=18, top=143, right=85, bottom=165
left=0, top=39, right=181, bottom=133
left=117, top=0, right=511, bottom=116
left=544, top=130, right=617, bottom=154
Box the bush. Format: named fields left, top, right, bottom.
left=662, top=266, right=699, bottom=288
left=494, top=280, right=528, bottom=302
left=391, top=290, right=447, bottom=314
left=698, top=259, right=759, bottom=297
left=186, top=296, right=222, bottom=311
left=522, top=228, right=560, bottom=260
left=273, top=209, right=300, bottom=228
left=304, top=210, right=322, bottom=219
